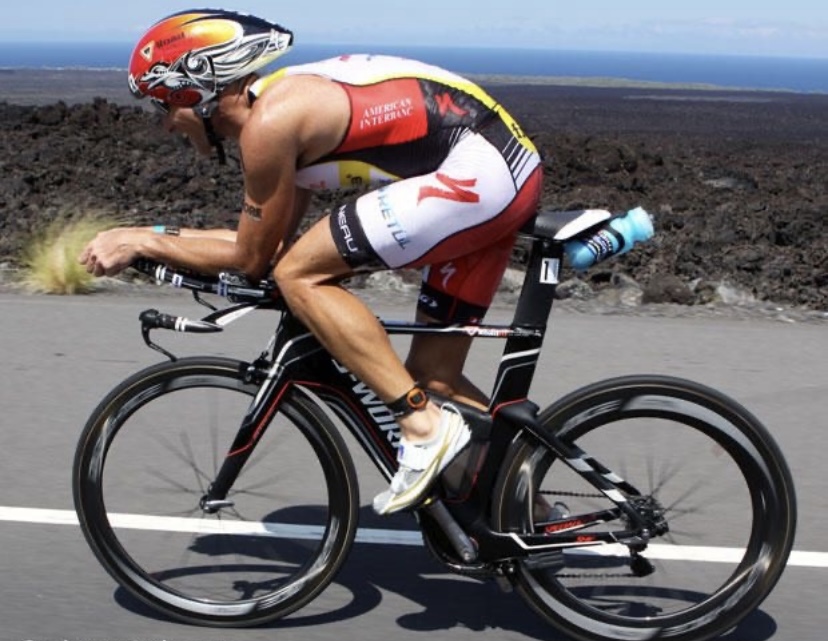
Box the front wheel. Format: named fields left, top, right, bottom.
left=73, top=357, right=359, bottom=627
left=492, top=375, right=796, bottom=641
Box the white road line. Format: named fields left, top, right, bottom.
left=0, top=505, right=424, bottom=545
left=2, top=505, right=826, bottom=568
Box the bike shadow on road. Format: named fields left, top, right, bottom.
left=113, top=505, right=781, bottom=640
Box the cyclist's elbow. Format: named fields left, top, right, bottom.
left=233, top=248, right=271, bottom=282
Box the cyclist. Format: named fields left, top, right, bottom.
left=78, top=9, right=543, bottom=515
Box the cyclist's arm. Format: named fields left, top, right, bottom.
left=137, top=185, right=309, bottom=277
left=80, top=184, right=310, bottom=279
left=168, top=188, right=312, bottom=263
left=147, top=227, right=238, bottom=242
left=133, top=229, right=237, bottom=276
left=230, top=90, right=317, bottom=279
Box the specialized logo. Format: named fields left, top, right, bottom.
left=439, top=262, right=457, bottom=289
left=418, top=173, right=480, bottom=204
left=435, top=93, right=468, bottom=118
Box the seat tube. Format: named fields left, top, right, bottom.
left=513, top=237, right=561, bottom=327
left=490, top=238, right=562, bottom=406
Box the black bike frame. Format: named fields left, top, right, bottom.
left=138, top=216, right=651, bottom=564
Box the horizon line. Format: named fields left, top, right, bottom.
left=0, top=39, right=828, bottom=62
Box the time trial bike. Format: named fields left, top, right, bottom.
left=72, top=207, right=796, bottom=641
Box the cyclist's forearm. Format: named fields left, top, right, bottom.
left=139, top=233, right=239, bottom=276
left=146, top=226, right=238, bottom=242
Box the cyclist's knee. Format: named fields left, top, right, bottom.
left=274, top=220, right=355, bottom=300
left=272, top=258, right=301, bottom=297
left=272, top=257, right=323, bottom=313
left=272, top=256, right=298, bottom=287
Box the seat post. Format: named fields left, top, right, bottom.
left=488, top=237, right=563, bottom=407
left=512, top=236, right=562, bottom=329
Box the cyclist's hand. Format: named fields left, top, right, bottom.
left=79, top=227, right=146, bottom=277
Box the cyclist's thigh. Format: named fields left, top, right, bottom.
left=418, top=233, right=516, bottom=323
left=339, top=131, right=541, bottom=271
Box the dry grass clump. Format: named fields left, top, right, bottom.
left=22, top=211, right=120, bottom=295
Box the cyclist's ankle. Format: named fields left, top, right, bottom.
left=396, top=401, right=441, bottom=442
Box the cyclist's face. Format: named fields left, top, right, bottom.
left=162, top=106, right=213, bottom=157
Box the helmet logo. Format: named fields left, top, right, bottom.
left=140, top=43, right=154, bottom=62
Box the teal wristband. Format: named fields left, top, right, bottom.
left=152, top=225, right=180, bottom=236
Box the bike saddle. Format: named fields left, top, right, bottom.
left=522, top=208, right=613, bottom=241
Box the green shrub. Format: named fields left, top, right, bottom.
left=23, top=213, right=119, bottom=295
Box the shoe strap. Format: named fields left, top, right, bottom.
left=396, top=437, right=438, bottom=470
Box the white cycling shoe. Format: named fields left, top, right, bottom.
left=373, top=404, right=471, bottom=515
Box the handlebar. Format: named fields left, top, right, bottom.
left=131, top=259, right=284, bottom=359
left=132, top=258, right=282, bottom=307
left=137, top=308, right=224, bottom=333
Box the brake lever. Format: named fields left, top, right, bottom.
left=192, top=289, right=219, bottom=312
left=140, top=313, right=178, bottom=362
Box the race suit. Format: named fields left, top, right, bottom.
left=248, top=54, right=543, bottom=323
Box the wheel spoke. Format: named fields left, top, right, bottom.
left=74, top=359, right=358, bottom=626
left=496, top=377, right=796, bottom=641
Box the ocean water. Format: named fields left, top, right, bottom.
left=1, top=41, right=827, bottom=94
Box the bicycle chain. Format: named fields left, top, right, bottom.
left=537, top=490, right=644, bottom=579
left=422, top=491, right=632, bottom=580
left=538, top=489, right=605, bottom=499
left=553, top=572, right=638, bottom=579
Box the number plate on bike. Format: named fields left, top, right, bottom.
left=540, top=258, right=560, bottom=284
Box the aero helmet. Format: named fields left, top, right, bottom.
left=128, top=9, right=294, bottom=111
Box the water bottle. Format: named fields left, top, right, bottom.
left=564, top=206, right=654, bottom=270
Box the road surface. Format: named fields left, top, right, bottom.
left=1, top=291, right=825, bottom=641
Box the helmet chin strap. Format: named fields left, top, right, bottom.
left=195, top=103, right=226, bottom=165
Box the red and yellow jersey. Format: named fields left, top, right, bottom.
left=248, top=54, right=537, bottom=190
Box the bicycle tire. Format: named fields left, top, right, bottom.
left=492, top=374, right=796, bottom=641
left=73, top=356, right=359, bottom=627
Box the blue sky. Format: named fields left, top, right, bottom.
left=2, top=1, right=827, bottom=58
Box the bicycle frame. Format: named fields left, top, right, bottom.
left=137, top=215, right=656, bottom=568
left=215, top=233, right=556, bottom=484
left=73, top=205, right=796, bottom=638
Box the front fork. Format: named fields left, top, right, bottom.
left=200, top=356, right=281, bottom=511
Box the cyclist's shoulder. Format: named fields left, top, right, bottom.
left=248, top=69, right=347, bottom=125
left=272, top=54, right=476, bottom=86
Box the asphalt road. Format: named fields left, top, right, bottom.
left=1, top=290, right=826, bottom=641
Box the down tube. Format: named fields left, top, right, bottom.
left=290, top=352, right=401, bottom=481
